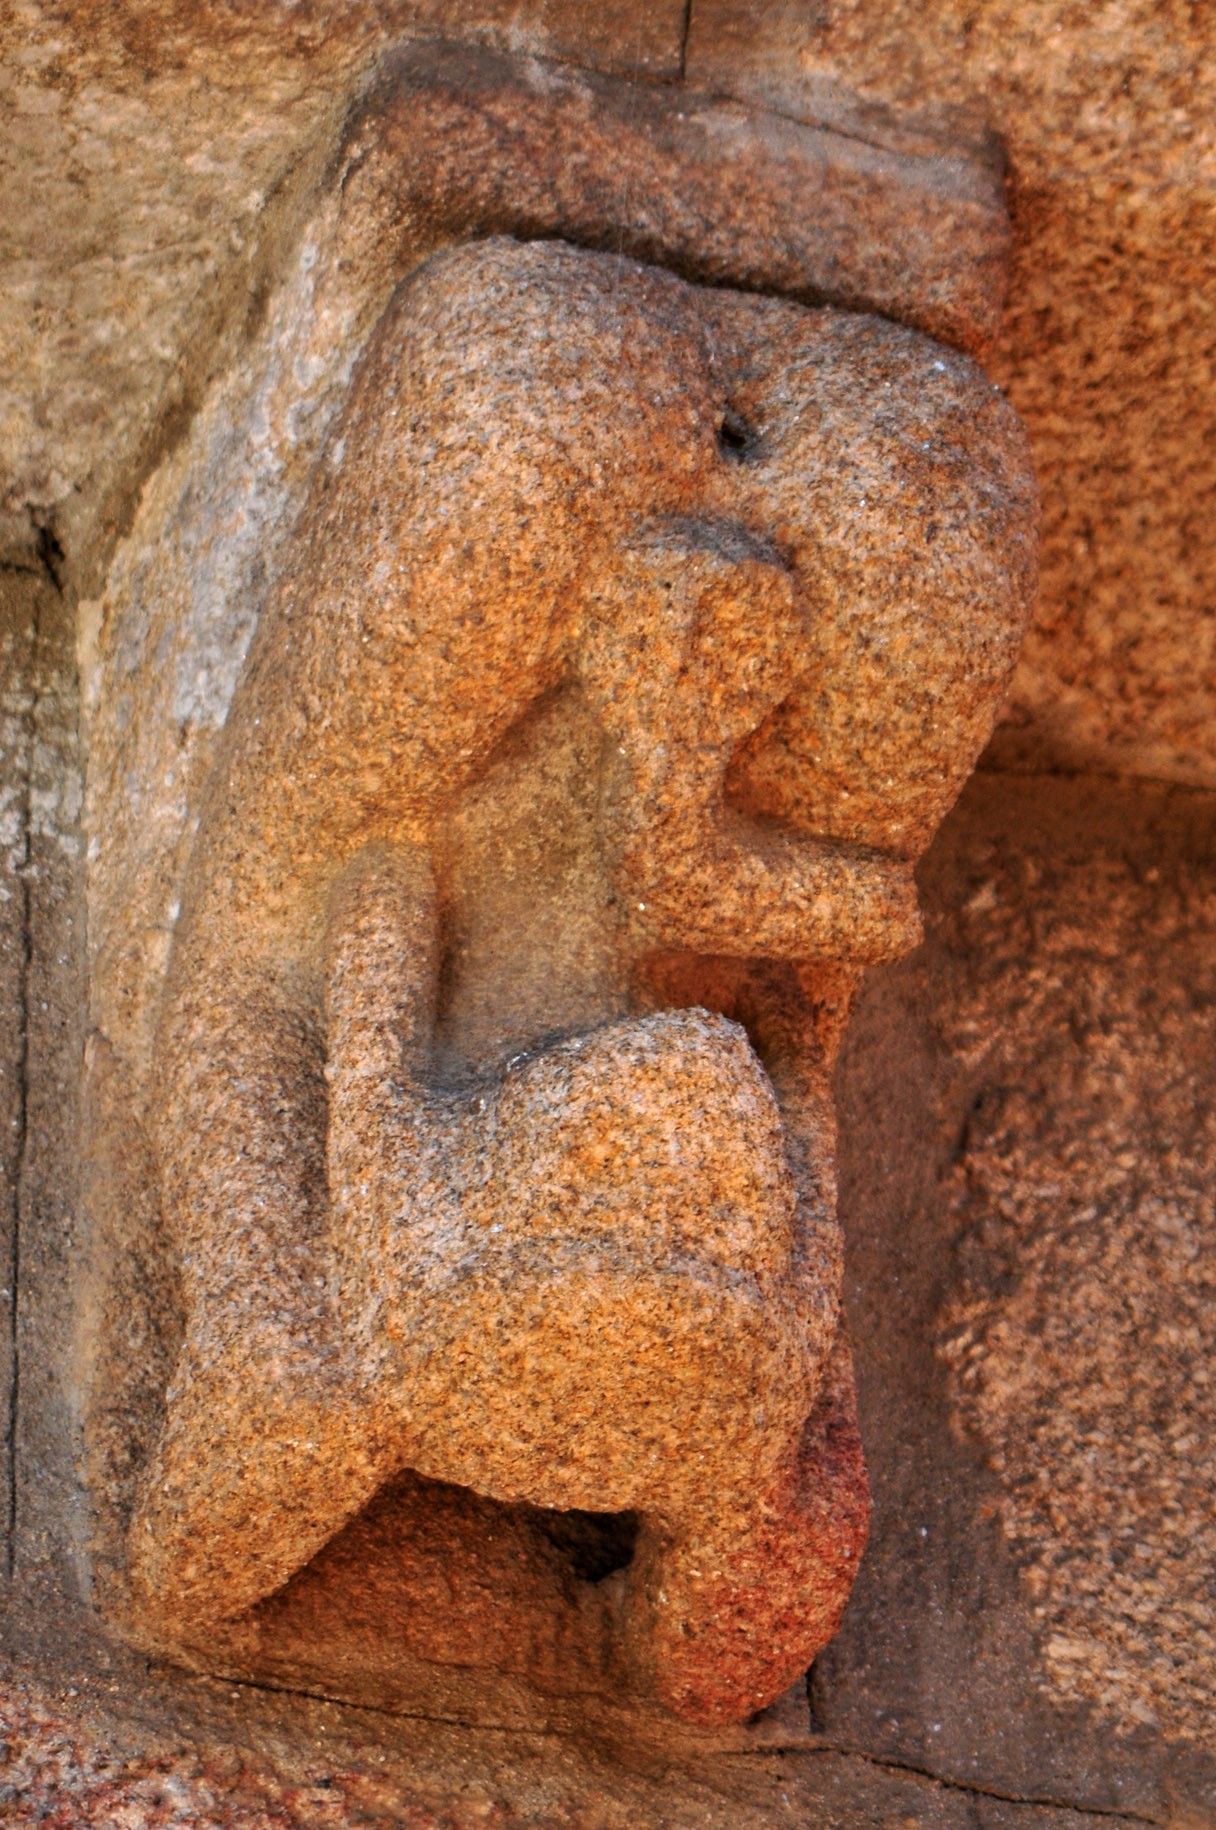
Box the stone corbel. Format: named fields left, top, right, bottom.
left=80, top=40, right=1037, bottom=1737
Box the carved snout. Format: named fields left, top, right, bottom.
left=578, top=518, right=921, bottom=964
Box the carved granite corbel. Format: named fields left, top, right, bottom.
left=81, top=44, right=1037, bottom=1735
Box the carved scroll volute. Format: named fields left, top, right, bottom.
left=120, top=237, right=1036, bottom=1727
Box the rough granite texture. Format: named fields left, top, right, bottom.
left=0, top=2, right=685, bottom=573
left=686, top=0, right=1216, bottom=787
left=0, top=1662, right=1125, bottom=1829
left=10, top=682, right=1216, bottom=1819
left=84, top=237, right=1035, bottom=1730
left=0, top=580, right=34, bottom=1549
left=0, top=6, right=1002, bottom=583
left=3, top=3, right=1213, bottom=1824
left=815, top=773, right=1216, bottom=1823
left=10, top=782, right=1216, bottom=1825
left=6, top=2, right=1207, bottom=778
left=351, top=39, right=1010, bottom=359
left=935, top=787, right=1216, bottom=1748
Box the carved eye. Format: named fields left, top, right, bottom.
left=716, top=409, right=759, bottom=463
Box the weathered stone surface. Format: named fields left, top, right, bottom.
left=686, top=0, right=1216, bottom=786
left=4, top=4, right=1211, bottom=1823
left=0, top=557, right=83, bottom=1634
left=0, top=3, right=685, bottom=579
left=5, top=4, right=1214, bottom=783
left=0, top=12, right=1008, bottom=599
left=935, top=787, right=1216, bottom=1751
left=8, top=539, right=1199, bottom=1830
left=0, top=574, right=35, bottom=1574
left=0, top=1662, right=1117, bottom=1828
left=821, top=771, right=1216, bottom=1823
left=0, top=1, right=348, bottom=578
left=356, top=40, right=1010, bottom=357
left=80, top=219, right=1033, bottom=1727
left=4, top=572, right=85, bottom=1613
left=10, top=785, right=1212, bottom=1822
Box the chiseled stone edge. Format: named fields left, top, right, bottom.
left=344, top=36, right=1010, bottom=359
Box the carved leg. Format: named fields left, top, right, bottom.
left=127, top=963, right=398, bottom=1635
left=620, top=1327, right=869, bottom=1725
left=322, top=844, right=862, bottom=1723
left=322, top=840, right=448, bottom=1351
left=134, top=848, right=868, bottom=1722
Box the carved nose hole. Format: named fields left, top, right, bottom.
left=717, top=409, right=760, bottom=463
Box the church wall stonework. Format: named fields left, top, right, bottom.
left=77, top=45, right=1035, bottom=1737
left=0, top=5, right=1213, bottom=1825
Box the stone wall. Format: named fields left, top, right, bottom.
left=1, top=3, right=1212, bottom=1824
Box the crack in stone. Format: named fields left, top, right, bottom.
left=184, top=1668, right=549, bottom=1739
left=5, top=600, right=39, bottom=1585
left=181, top=1672, right=1158, bottom=1823
left=34, top=525, right=65, bottom=598
left=793, top=1740, right=1161, bottom=1825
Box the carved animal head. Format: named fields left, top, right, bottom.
left=286, top=237, right=1036, bottom=962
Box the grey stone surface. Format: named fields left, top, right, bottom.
left=0, top=571, right=36, bottom=1581
left=0, top=2, right=685, bottom=579
left=4, top=569, right=84, bottom=1609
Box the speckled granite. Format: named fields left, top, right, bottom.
left=686, top=0, right=1216, bottom=786
left=816, top=772, right=1216, bottom=1822
left=936, top=787, right=1216, bottom=1747
left=0, top=1678, right=424, bottom=1829
left=84, top=236, right=1034, bottom=1728
left=0, top=1662, right=1143, bottom=1827
left=5, top=2, right=1207, bottom=778
left=3, top=5, right=1211, bottom=1824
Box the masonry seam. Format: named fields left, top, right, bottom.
left=6, top=594, right=35, bottom=1581
left=6, top=524, right=62, bottom=1584
left=184, top=1673, right=1160, bottom=1824
left=3, top=808, right=26, bottom=1583
left=795, top=1740, right=1160, bottom=1826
